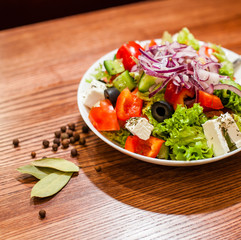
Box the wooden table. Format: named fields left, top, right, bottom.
left=1, top=0, right=241, bottom=239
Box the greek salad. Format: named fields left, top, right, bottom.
left=81, top=28, right=241, bottom=161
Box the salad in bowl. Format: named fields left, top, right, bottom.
left=78, top=28, right=241, bottom=165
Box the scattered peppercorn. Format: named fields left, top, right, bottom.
left=53, top=138, right=60, bottom=146
left=73, top=132, right=80, bottom=141
left=61, top=126, right=66, bottom=132
left=62, top=139, right=70, bottom=148
left=66, top=129, right=73, bottom=137
left=13, top=138, right=19, bottom=147
left=68, top=123, right=75, bottom=131
left=39, top=209, right=46, bottom=219
left=61, top=133, right=69, bottom=140
left=71, top=148, right=78, bottom=157
left=79, top=137, right=86, bottom=145
left=70, top=136, right=75, bottom=144
left=54, top=130, right=61, bottom=138
left=95, top=166, right=102, bottom=172
left=42, top=156, right=47, bottom=159
left=52, top=143, right=58, bottom=151
left=82, top=125, right=89, bottom=133
left=42, top=140, right=49, bottom=148
left=31, top=151, right=36, bottom=158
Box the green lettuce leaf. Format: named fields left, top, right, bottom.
left=177, top=27, right=200, bottom=50
left=233, top=114, right=241, bottom=131
left=210, top=44, right=234, bottom=78
left=151, top=104, right=213, bottom=161
left=161, top=31, right=173, bottom=44
left=214, top=80, right=241, bottom=114
left=102, top=129, right=130, bottom=148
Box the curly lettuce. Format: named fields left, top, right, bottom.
left=149, top=104, right=213, bottom=161
left=214, top=80, right=241, bottom=114
left=177, top=27, right=200, bottom=50
left=210, top=44, right=234, bottom=78
left=102, top=129, right=130, bottom=148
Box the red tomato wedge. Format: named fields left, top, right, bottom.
left=198, top=91, right=224, bottom=111
left=125, top=135, right=165, bottom=158
left=116, top=41, right=144, bottom=71
left=164, top=81, right=195, bottom=110
left=116, top=88, right=143, bottom=121
left=89, top=99, right=120, bottom=131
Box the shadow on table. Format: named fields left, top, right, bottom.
left=80, top=136, right=241, bottom=215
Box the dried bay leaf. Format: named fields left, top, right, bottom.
left=31, top=171, right=73, bottom=198
left=31, top=158, right=79, bottom=172
left=17, top=164, right=57, bottom=179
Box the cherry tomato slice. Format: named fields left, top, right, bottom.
left=116, top=88, right=143, bottom=121
left=116, top=41, right=144, bottom=71
left=125, top=135, right=165, bottom=158
left=89, top=99, right=120, bottom=131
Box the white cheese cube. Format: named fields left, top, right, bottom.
left=125, top=117, right=154, bottom=140
left=218, top=113, right=241, bottom=148
left=202, top=118, right=229, bottom=157
left=82, top=80, right=106, bottom=108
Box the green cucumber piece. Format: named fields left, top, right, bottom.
left=157, top=142, right=169, bottom=159
left=113, top=70, right=136, bottom=92
left=104, top=59, right=125, bottom=75
left=138, top=73, right=157, bottom=92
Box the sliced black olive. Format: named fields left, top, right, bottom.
left=104, top=87, right=120, bottom=107
left=151, top=101, right=174, bottom=122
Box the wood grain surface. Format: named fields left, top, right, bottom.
left=1, top=0, right=241, bottom=239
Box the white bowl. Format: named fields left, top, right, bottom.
left=77, top=40, right=241, bottom=166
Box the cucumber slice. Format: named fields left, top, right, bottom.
left=157, top=142, right=169, bottom=159
left=138, top=73, right=157, bottom=92
left=104, top=59, right=125, bottom=75
left=113, top=70, right=136, bottom=92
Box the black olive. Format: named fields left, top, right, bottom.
left=151, top=101, right=174, bottom=122
left=104, top=87, right=120, bottom=107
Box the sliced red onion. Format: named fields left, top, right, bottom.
left=138, top=41, right=234, bottom=98
left=213, top=84, right=241, bottom=97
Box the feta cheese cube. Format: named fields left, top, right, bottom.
left=202, top=112, right=241, bottom=157
left=125, top=117, right=154, bottom=140
left=82, top=80, right=106, bottom=108
left=218, top=112, right=241, bottom=148
left=202, top=118, right=229, bottom=157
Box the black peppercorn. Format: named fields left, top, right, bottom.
left=39, top=209, right=46, bottom=219
left=52, top=143, right=58, bottom=151
left=13, top=138, right=19, bottom=147
left=31, top=151, right=36, bottom=158
left=62, top=139, right=70, bottom=148
left=53, top=138, right=60, bottom=146
left=95, top=166, right=102, bottom=172
left=79, top=137, right=86, bottom=145
left=70, top=136, right=75, bottom=144
left=61, top=133, right=69, bottom=140
left=42, top=156, right=47, bottom=159
left=82, top=125, right=89, bottom=133
left=71, top=148, right=78, bottom=157
left=54, top=130, right=61, bottom=138
left=42, top=140, right=49, bottom=148
left=68, top=123, right=75, bottom=131
left=73, top=132, right=80, bottom=141
left=66, top=129, right=73, bottom=137
left=60, top=126, right=66, bottom=132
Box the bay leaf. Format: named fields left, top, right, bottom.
left=31, top=158, right=79, bottom=172
left=31, top=172, right=73, bottom=198
left=17, top=164, right=57, bottom=179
